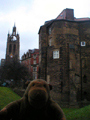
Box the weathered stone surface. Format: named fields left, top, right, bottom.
left=39, top=9, right=90, bottom=107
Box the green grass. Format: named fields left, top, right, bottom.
left=63, top=108, right=77, bottom=115
left=0, top=87, right=21, bottom=110
left=63, top=105, right=90, bottom=120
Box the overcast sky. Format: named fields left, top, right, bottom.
left=0, top=0, right=90, bottom=61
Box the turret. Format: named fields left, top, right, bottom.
left=8, top=31, right=10, bottom=37
left=12, top=23, right=16, bottom=35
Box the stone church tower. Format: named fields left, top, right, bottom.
left=6, top=24, right=20, bottom=61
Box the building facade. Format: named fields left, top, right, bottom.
left=6, top=24, right=20, bottom=61
left=39, top=8, right=90, bottom=106
left=1, top=59, right=5, bottom=67
left=21, top=49, right=39, bottom=80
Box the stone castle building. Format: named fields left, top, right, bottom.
left=6, top=24, right=20, bottom=61
left=38, top=8, right=90, bottom=106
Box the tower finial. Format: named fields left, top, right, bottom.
left=8, top=30, right=10, bottom=34
left=14, top=22, right=16, bottom=27
left=8, top=31, right=10, bottom=37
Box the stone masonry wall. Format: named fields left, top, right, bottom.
left=39, top=20, right=90, bottom=106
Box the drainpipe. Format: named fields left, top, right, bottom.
left=78, top=23, right=83, bottom=104
left=67, top=43, right=70, bottom=106
left=45, top=46, right=47, bottom=81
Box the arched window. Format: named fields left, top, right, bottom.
left=13, top=44, right=16, bottom=54
left=9, top=44, right=12, bottom=54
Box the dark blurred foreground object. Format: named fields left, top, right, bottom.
left=0, top=79, right=66, bottom=120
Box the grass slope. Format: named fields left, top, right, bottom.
left=63, top=105, right=90, bottom=120
left=0, top=87, right=21, bottom=110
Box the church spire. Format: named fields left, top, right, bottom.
left=14, top=22, right=16, bottom=27
left=6, top=24, right=20, bottom=61
left=13, top=23, right=16, bottom=35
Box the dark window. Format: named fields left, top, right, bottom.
left=84, top=91, right=87, bottom=99
left=60, top=47, right=62, bottom=58
left=83, top=75, right=87, bottom=83
left=13, top=44, right=16, bottom=54
left=9, top=44, right=12, bottom=54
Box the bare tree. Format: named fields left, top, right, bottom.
left=1, top=59, right=29, bottom=87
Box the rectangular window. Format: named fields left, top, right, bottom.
left=33, top=60, right=36, bottom=64
left=49, top=39, right=52, bottom=46
left=29, top=53, right=30, bottom=57
left=33, top=67, right=37, bottom=72
left=33, top=54, right=36, bottom=59
left=81, top=41, right=86, bottom=46
left=33, top=73, right=37, bottom=79
left=49, top=28, right=51, bottom=35
left=53, top=50, right=59, bottom=59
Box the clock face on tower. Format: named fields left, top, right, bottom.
left=10, top=53, right=13, bottom=58
left=12, top=36, right=16, bottom=41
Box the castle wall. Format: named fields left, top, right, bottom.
left=39, top=9, right=90, bottom=106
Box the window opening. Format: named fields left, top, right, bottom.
left=9, top=44, right=12, bottom=54
left=53, top=50, right=59, bottom=59
left=81, top=41, right=86, bottom=46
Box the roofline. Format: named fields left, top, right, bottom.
left=47, top=19, right=90, bottom=24
left=38, top=19, right=90, bottom=34
left=38, top=25, right=45, bottom=34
